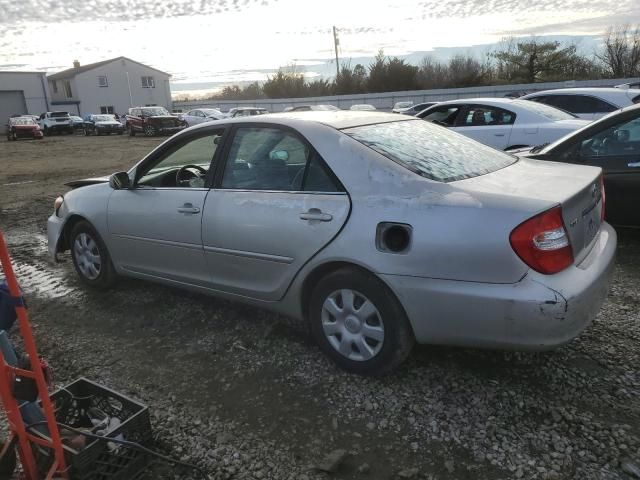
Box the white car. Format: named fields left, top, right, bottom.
left=181, top=108, right=225, bottom=126
left=392, top=101, right=413, bottom=113
left=521, top=88, right=640, bottom=120
left=417, top=98, right=590, bottom=150
left=38, top=111, right=74, bottom=136
left=350, top=104, right=376, bottom=111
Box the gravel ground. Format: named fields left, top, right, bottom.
left=0, top=135, right=638, bottom=479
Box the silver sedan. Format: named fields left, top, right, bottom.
left=48, top=112, right=616, bottom=375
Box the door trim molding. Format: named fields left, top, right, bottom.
left=203, top=245, right=293, bottom=264
left=113, top=233, right=203, bottom=251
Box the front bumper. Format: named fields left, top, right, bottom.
left=47, top=213, right=64, bottom=261
left=46, top=124, right=73, bottom=132
left=382, top=223, right=617, bottom=350
left=95, top=125, right=124, bottom=133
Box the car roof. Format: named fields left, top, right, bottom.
left=192, top=110, right=411, bottom=130
left=524, top=87, right=640, bottom=97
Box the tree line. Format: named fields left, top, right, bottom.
left=191, top=25, right=640, bottom=101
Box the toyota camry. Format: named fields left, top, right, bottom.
left=48, top=112, right=616, bottom=375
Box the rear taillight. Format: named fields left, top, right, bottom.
left=599, top=174, right=606, bottom=222
left=510, top=206, right=574, bottom=275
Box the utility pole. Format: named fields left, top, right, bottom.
left=333, top=26, right=340, bottom=80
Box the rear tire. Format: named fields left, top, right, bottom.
left=309, top=268, right=414, bottom=375
left=69, top=221, right=117, bottom=289
left=144, top=124, right=156, bottom=136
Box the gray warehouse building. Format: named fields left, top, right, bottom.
left=0, top=71, right=51, bottom=121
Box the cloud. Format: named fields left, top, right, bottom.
left=0, top=0, right=277, bottom=24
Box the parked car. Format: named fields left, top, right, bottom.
left=615, top=82, right=640, bottom=89
left=38, top=111, right=73, bottom=136
left=48, top=112, right=615, bottom=375
left=125, top=106, right=187, bottom=137
left=521, top=88, right=640, bottom=120
left=6, top=116, right=43, bottom=141
left=69, top=115, right=85, bottom=133
left=416, top=98, right=590, bottom=150
left=284, top=105, right=339, bottom=112
left=513, top=103, right=640, bottom=227
left=398, top=102, right=438, bottom=115
left=83, top=114, right=125, bottom=136
left=350, top=104, right=377, bottom=111
left=181, top=108, right=225, bottom=126
left=392, top=101, right=413, bottom=113
left=227, top=107, right=269, bottom=117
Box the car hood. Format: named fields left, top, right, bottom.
left=14, top=125, right=40, bottom=130
left=65, top=177, right=109, bottom=189
left=148, top=115, right=180, bottom=121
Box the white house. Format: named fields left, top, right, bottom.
left=0, top=71, right=51, bottom=120
left=47, top=57, right=172, bottom=117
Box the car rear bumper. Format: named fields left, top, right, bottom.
left=46, top=124, right=73, bottom=131
left=381, top=223, right=617, bottom=350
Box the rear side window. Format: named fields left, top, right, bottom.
left=343, top=120, right=517, bottom=183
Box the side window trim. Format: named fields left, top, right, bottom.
left=213, top=123, right=345, bottom=193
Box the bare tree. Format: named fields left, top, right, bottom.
left=597, top=25, right=640, bottom=77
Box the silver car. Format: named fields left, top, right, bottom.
left=48, top=112, right=616, bottom=375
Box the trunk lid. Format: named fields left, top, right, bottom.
left=455, top=158, right=603, bottom=265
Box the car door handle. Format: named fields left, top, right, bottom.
left=299, top=209, right=332, bottom=222
left=177, top=203, right=200, bottom=214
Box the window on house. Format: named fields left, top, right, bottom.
left=51, top=81, right=58, bottom=93
left=98, top=75, right=108, bottom=87
left=100, top=106, right=115, bottom=114
left=63, top=81, right=72, bottom=98
left=141, top=76, right=155, bottom=88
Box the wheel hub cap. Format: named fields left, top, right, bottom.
left=321, top=289, right=384, bottom=362
left=73, top=233, right=102, bottom=280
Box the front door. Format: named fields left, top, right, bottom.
left=107, top=129, right=225, bottom=286
left=574, top=115, right=640, bottom=226
left=202, top=125, right=350, bottom=300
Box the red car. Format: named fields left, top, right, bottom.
left=6, top=116, right=44, bottom=141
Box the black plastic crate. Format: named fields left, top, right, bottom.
left=32, top=378, right=152, bottom=480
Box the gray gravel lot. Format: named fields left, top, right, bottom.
left=0, top=135, right=638, bottom=479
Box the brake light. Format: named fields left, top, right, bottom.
left=599, top=174, right=606, bottom=222
left=510, top=206, right=573, bottom=275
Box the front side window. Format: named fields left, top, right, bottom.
left=98, top=75, right=108, bottom=87
left=459, top=106, right=516, bottom=126
left=579, top=116, right=640, bottom=158
left=344, top=120, right=517, bottom=183
left=221, top=127, right=338, bottom=192
left=141, top=76, right=155, bottom=88
left=420, top=106, right=461, bottom=126
left=138, top=132, right=223, bottom=188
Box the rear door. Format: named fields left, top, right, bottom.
left=202, top=124, right=350, bottom=300
left=453, top=104, right=514, bottom=150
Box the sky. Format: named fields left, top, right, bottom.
left=1, top=0, right=639, bottom=96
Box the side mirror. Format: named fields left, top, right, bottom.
left=109, top=172, right=131, bottom=190
left=269, top=150, right=289, bottom=161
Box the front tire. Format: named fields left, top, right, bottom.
left=309, top=268, right=414, bottom=375
left=144, top=124, right=157, bottom=137
left=70, top=221, right=116, bottom=289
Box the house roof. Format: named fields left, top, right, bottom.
left=48, top=56, right=171, bottom=80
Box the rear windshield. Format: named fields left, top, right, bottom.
left=513, top=100, right=576, bottom=120
left=343, top=120, right=517, bottom=182
left=51, top=111, right=69, bottom=117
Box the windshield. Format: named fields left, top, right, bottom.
left=316, top=105, right=339, bottom=111
left=201, top=109, right=222, bottom=116
left=50, top=111, right=69, bottom=117
left=12, top=117, right=36, bottom=125
left=512, top=99, right=576, bottom=120
left=142, top=107, right=170, bottom=116
left=395, top=102, right=413, bottom=109
left=93, top=115, right=115, bottom=121
left=343, top=120, right=517, bottom=182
